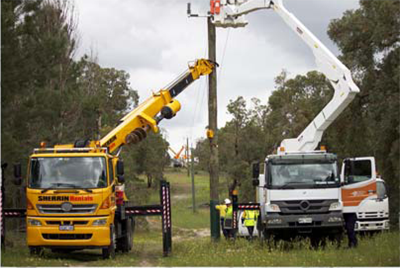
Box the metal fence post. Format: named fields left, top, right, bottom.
left=160, top=180, right=172, bottom=256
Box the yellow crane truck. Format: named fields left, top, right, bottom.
left=14, top=59, right=216, bottom=258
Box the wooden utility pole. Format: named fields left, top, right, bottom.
left=208, top=17, right=220, bottom=240
left=187, top=3, right=220, bottom=240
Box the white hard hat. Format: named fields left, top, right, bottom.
left=224, top=198, right=231, bottom=204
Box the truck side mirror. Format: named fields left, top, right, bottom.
left=116, top=160, right=125, bottom=184
left=13, top=163, right=22, bottom=186
left=252, top=179, right=259, bottom=187
left=252, top=162, right=260, bottom=179
left=343, top=159, right=352, bottom=184
left=252, top=162, right=260, bottom=187
left=344, top=159, right=350, bottom=177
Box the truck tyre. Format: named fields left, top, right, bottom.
left=123, top=218, right=134, bottom=252
left=329, top=230, right=343, bottom=248
left=128, top=217, right=135, bottom=251
left=29, top=246, right=44, bottom=256
left=259, top=227, right=275, bottom=250
left=257, top=218, right=263, bottom=240
left=102, top=225, right=116, bottom=259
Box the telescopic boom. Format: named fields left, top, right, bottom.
left=100, top=59, right=216, bottom=153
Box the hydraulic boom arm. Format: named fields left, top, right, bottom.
left=211, top=0, right=360, bottom=152
left=100, top=59, right=216, bottom=153
left=168, top=146, right=185, bottom=159
left=174, top=146, right=185, bottom=159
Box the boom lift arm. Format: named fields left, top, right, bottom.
left=99, top=59, right=216, bottom=153
left=168, top=147, right=178, bottom=157
left=168, top=146, right=185, bottom=159
left=211, top=0, right=360, bottom=152
left=174, top=146, right=185, bottom=159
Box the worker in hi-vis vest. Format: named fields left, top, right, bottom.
left=224, top=199, right=234, bottom=238
left=243, top=209, right=259, bottom=240
left=215, top=199, right=229, bottom=238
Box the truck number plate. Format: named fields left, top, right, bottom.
left=59, top=225, right=74, bottom=231
left=298, top=217, right=312, bottom=224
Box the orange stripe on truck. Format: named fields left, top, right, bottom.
left=342, top=180, right=377, bottom=207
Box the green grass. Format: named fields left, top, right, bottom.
left=4, top=229, right=399, bottom=267
left=1, top=230, right=163, bottom=267
left=162, top=168, right=230, bottom=229
left=159, top=231, right=400, bottom=267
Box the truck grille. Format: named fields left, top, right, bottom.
left=272, top=200, right=337, bottom=215
left=357, top=211, right=387, bottom=219
left=37, top=204, right=97, bottom=214
left=46, top=221, right=89, bottom=226
left=42, top=233, right=92, bottom=240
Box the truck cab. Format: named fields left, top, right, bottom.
left=25, top=147, right=132, bottom=258
left=341, top=157, right=389, bottom=232
left=255, top=151, right=343, bottom=239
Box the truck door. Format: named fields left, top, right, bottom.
left=341, top=157, right=377, bottom=213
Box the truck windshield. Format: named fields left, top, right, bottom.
left=29, top=157, right=107, bottom=189
left=269, top=161, right=339, bottom=189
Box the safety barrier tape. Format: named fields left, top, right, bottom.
left=238, top=205, right=260, bottom=209
left=162, top=186, right=167, bottom=231
left=166, top=186, right=171, bottom=228
left=3, top=210, right=26, bottom=217
left=0, top=190, right=3, bottom=237
left=125, top=209, right=162, bottom=215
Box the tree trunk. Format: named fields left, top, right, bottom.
left=147, top=174, right=152, bottom=188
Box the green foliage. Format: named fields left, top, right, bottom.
left=72, top=56, right=139, bottom=140
left=2, top=0, right=80, bottom=209
left=123, top=131, right=170, bottom=190
left=159, top=231, right=399, bottom=267
left=327, top=0, right=400, bottom=225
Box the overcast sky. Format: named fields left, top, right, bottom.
left=74, top=0, right=360, bottom=155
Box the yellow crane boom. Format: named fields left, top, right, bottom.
left=99, top=59, right=216, bottom=153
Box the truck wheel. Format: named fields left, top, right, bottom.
left=29, top=246, right=44, bottom=256
left=102, top=225, right=116, bottom=259
left=128, top=217, right=134, bottom=251
left=120, top=218, right=133, bottom=252
left=310, top=235, right=326, bottom=248
left=329, top=231, right=343, bottom=248
left=259, top=227, right=275, bottom=250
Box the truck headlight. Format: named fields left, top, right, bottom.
left=384, top=221, right=390, bottom=229
left=267, top=218, right=282, bottom=224
left=328, top=216, right=342, bottom=223
left=92, top=219, right=107, bottom=226
left=266, top=203, right=281, bottom=212
left=27, top=219, right=42, bottom=226
left=329, top=202, right=342, bottom=211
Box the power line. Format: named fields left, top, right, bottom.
left=218, top=28, right=230, bottom=84
left=189, top=33, right=209, bottom=140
